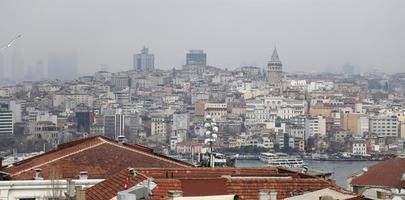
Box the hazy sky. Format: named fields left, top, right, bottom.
left=0, top=0, right=404, bottom=75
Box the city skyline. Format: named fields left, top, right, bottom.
left=0, top=0, right=404, bottom=75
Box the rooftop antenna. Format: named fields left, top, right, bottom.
left=0, top=34, right=22, bottom=51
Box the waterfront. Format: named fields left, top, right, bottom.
left=235, top=159, right=379, bottom=188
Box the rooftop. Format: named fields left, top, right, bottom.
left=86, top=167, right=343, bottom=200
left=350, top=156, right=405, bottom=188
left=0, top=136, right=192, bottom=180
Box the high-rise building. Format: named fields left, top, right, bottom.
left=0, top=99, right=13, bottom=135
left=76, top=111, right=94, bottom=133
left=48, top=52, right=78, bottom=80
left=0, top=54, right=4, bottom=79
left=186, top=50, right=206, bottom=66
left=369, top=115, right=398, bottom=138
left=11, top=48, right=25, bottom=81
left=104, top=114, right=125, bottom=139
left=342, top=64, right=355, bottom=75
left=266, top=48, right=283, bottom=87
left=133, top=47, right=154, bottom=71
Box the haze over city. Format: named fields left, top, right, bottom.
left=2, top=1, right=405, bottom=199
left=1, top=0, right=404, bottom=75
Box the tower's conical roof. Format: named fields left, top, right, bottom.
left=271, top=47, right=280, bottom=62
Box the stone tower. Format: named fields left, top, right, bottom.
left=266, top=47, right=283, bottom=87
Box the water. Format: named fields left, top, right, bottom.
left=235, top=159, right=379, bottom=188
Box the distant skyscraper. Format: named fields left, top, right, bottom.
left=186, top=50, right=206, bottom=66
left=266, top=48, right=283, bottom=87
left=48, top=52, right=78, bottom=80
left=11, top=48, right=25, bottom=81
left=35, top=60, right=45, bottom=80
left=342, top=64, right=355, bottom=75
left=104, top=114, right=125, bottom=139
left=133, top=47, right=154, bottom=71
left=0, top=54, right=4, bottom=79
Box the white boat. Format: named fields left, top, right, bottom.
left=259, top=152, right=306, bottom=168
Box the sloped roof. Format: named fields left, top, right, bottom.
left=284, top=188, right=358, bottom=200
left=1, top=136, right=192, bottom=180
left=86, top=167, right=341, bottom=200
left=86, top=167, right=148, bottom=200
left=271, top=47, right=280, bottom=62
left=350, top=157, right=405, bottom=188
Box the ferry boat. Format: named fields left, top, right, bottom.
left=259, top=152, right=306, bottom=168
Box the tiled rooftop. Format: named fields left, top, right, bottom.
left=1, top=136, right=192, bottom=180
left=86, top=167, right=343, bottom=200
left=350, top=156, right=405, bottom=188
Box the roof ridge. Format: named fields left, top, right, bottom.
left=98, top=137, right=191, bottom=168
left=11, top=137, right=107, bottom=177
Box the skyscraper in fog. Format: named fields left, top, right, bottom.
left=266, top=48, right=283, bottom=87
left=0, top=54, right=4, bottom=79
left=11, top=48, right=25, bottom=81
left=342, top=64, right=355, bottom=75
left=133, top=47, right=154, bottom=72
left=186, top=50, right=206, bottom=66
left=48, top=52, right=78, bottom=80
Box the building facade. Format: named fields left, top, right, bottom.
left=104, top=114, right=125, bottom=139
left=186, top=50, right=206, bottom=66
left=369, top=115, right=398, bottom=138
left=133, top=47, right=154, bottom=72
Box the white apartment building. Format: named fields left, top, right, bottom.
left=151, top=116, right=169, bottom=137
left=369, top=115, right=399, bottom=137
left=53, top=94, right=94, bottom=107
left=352, top=141, right=367, bottom=155
left=305, top=116, right=326, bottom=139
left=0, top=110, right=13, bottom=135
left=204, top=103, right=227, bottom=121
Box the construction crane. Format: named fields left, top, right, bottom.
left=0, top=34, right=22, bottom=51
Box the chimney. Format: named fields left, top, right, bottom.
left=259, top=189, right=277, bottom=200
left=319, top=196, right=336, bottom=200
left=34, top=168, right=43, bottom=180
left=75, top=186, right=86, bottom=200
left=168, top=190, right=183, bottom=200
left=129, top=168, right=136, bottom=177
left=79, top=171, right=88, bottom=180
left=117, top=135, right=126, bottom=144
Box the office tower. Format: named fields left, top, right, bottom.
left=25, top=60, right=45, bottom=81
left=11, top=48, right=25, bottom=81
left=35, top=60, right=45, bottom=80
left=342, top=64, right=355, bottom=75
left=0, top=99, right=13, bottom=135
left=48, top=51, right=78, bottom=80
left=133, top=47, right=154, bottom=71
left=266, top=47, right=283, bottom=87
left=76, top=111, right=94, bottom=133
left=104, top=114, right=125, bottom=139
left=186, top=50, right=206, bottom=66
left=0, top=54, right=4, bottom=79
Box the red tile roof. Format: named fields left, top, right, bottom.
left=1, top=136, right=192, bottom=180
left=86, top=167, right=343, bottom=200
left=350, top=156, right=405, bottom=188
left=86, top=167, right=148, bottom=200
